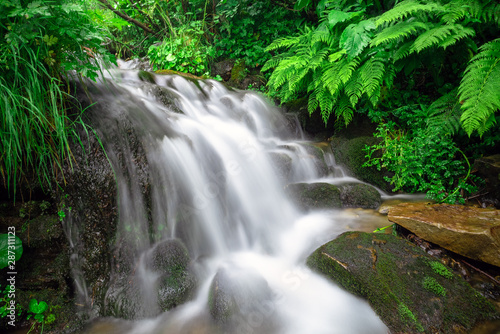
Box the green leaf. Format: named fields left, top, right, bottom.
left=340, top=20, right=375, bottom=59
left=327, top=10, right=361, bottom=28
left=29, top=299, right=48, bottom=314
left=294, top=0, right=312, bottom=11
left=0, top=234, right=23, bottom=269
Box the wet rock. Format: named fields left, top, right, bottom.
left=302, top=143, right=329, bottom=177
left=138, top=70, right=156, bottom=84
left=474, top=154, right=500, bottom=208
left=212, top=59, right=236, bottom=82
left=307, top=231, right=498, bottom=333
left=147, top=239, right=196, bottom=311
left=388, top=203, right=500, bottom=267
left=330, top=136, right=392, bottom=192
left=269, top=152, right=293, bottom=180
left=285, top=182, right=341, bottom=211
left=339, top=183, right=382, bottom=209
left=208, top=267, right=274, bottom=328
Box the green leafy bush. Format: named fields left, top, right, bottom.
left=214, top=0, right=302, bottom=68
left=148, top=21, right=214, bottom=75
left=364, top=121, right=478, bottom=204
left=263, top=0, right=500, bottom=133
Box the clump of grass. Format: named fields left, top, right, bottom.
left=0, top=43, right=79, bottom=197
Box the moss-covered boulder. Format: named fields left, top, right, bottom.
left=147, top=239, right=196, bottom=311
left=330, top=136, right=392, bottom=192
left=307, top=232, right=498, bottom=333
left=339, top=183, right=382, bottom=209
left=285, top=182, right=342, bottom=211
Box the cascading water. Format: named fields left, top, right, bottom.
left=69, top=63, right=389, bottom=333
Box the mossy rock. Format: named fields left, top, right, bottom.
left=155, top=69, right=202, bottom=80
left=147, top=239, right=196, bottom=311
left=307, top=232, right=499, bottom=333
left=285, top=182, right=341, bottom=211
left=330, top=136, right=392, bottom=192
left=301, top=143, right=329, bottom=177
left=339, top=183, right=382, bottom=209
left=208, top=267, right=273, bottom=328
left=138, top=70, right=156, bottom=83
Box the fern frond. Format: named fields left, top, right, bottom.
left=344, top=75, right=363, bottom=106
left=371, top=20, right=428, bottom=47
left=394, top=41, right=414, bottom=61
left=266, top=35, right=302, bottom=52
left=459, top=38, right=500, bottom=136
left=426, top=89, right=462, bottom=135
left=375, top=0, right=443, bottom=27
left=360, top=58, right=386, bottom=106
left=384, top=63, right=397, bottom=88
left=409, top=24, right=459, bottom=54
left=438, top=25, right=475, bottom=49
left=312, top=28, right=336, bottom=47
left=321, top=60, right=347, bottom=96
left=334, top=94, right=355, bottom=126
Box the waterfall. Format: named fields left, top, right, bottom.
left=70, top=64, right=388, bottom=333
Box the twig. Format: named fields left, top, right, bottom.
left=461, top=259, right=500, bottom=285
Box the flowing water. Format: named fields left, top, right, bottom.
left=70, top=63, right=390, bottom=333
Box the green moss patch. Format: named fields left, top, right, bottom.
left=306, top=231, right=498, bottom=333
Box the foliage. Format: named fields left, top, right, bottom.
left=148, top=21, right=214, bottom=75
left=0, top=234, right=23, bottom=269
left=263, top=0, right=500, bottom=133
left=0, top=0, right=115, bottom=196
left=213, top=0, right=302, bottom=68
left=26, top=298, right=55, bottom=334
left=364, top=120, right=479, bottom=204
left=459, top=38, right=500, bottom=136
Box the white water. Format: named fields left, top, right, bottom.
left=76, top=66, right=389, bottom=333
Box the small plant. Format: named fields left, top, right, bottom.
left=429, top=261, right=453, bottom=279
left=364, top=121, right=478, bottom=204
left=148, top=21, right=215, bottom=76
left=27, top=298, right=55, bottom=334
left=423, top=277, right=446, bottom=297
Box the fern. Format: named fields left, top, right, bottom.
left=371, top=20, right=428, bottom=47
left=335, top=94, right=355, bottom=126
left=339, top=19, right=376, bottom=58
left=360, top=57, right=386, bottom=106
left=459, top=38, right=500, bottom=136
left=375, top=0, right=443, bottom=27
left=426, top=89, right=462, bottom=135
left=410, top=24, right=474, bottom=54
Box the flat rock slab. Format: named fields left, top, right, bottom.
left=388, top=203, right=500, bottom=267
left=307, top=232, right=498, bottom=333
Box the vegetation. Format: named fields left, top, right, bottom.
left=0, top=0, right=115, bottom=196
left=1, top=0, right=499, bottom=202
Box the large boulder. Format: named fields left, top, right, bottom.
left=148, top=239, right=196, bottom=311
left=330, top=136, right=392, bottom=192
left=339, top=183, right=382, bottom=209
left=307, top=231, right=498, bottom=333
left=208, top=267, right=276, bottom=332
left=388, top=203, right=500, bottom=267
left=285, top=183, right=342, bottom=211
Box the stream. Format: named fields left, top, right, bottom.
left=68, top=62, right=394, bottom=334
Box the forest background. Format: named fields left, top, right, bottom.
left=1, top=0, right=499, bottom=204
